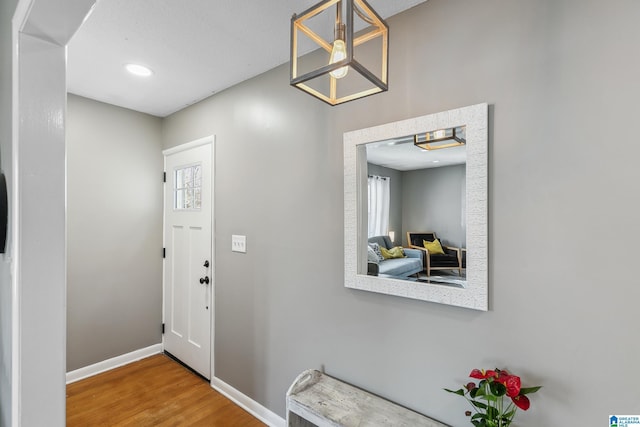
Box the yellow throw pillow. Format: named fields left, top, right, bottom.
left=380, top=246, right=406, bottom=259
left=423, top=239, right=445, bottom=255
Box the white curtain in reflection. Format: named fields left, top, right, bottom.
left=368, top=175, right=390, bottom=237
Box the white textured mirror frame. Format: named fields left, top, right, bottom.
left=344, top=103, right=488, bottom=310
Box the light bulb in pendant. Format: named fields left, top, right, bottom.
left=329, top=39, right=349, bottom=79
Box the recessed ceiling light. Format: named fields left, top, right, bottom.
left=432, top=160, right=440, bottom=163
left=125, top=63, right=153, bottom=77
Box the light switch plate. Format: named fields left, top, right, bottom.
left=232, top=235, right=246, bottom=253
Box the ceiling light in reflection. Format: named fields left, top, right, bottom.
left=125, top=63, right=153, bottom=77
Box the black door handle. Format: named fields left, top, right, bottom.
left=203, top=260, right=210, bottom=268
left=199, top=276, right=210, bottom=284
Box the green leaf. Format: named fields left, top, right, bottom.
left=520, top=386, right=542, bottom=395
left=503, top=408, right=516, bottom=418
left=472, top=415, right=488, bottom=427
left=480, top=393, right=498, bottom=402
left=489, top=382, right=507, bottom=396
left=444, top=388, right=465, bottom=396
left=486, top=406, right=499, bottom=418
left=470, top=400, right=488, bottom=410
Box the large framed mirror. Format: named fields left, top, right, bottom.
left=344, top=103, right=488, bottom=310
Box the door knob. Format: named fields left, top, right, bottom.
left=199, top=276, right=210, bottom=284
left=203, top=260, right=210, bottom=268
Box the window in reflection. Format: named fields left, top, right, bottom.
left=367, top=175, right=390, bottom=237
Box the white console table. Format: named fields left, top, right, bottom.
left=286, top=369, right=449, bottom=427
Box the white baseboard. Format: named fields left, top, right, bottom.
left=66, top=343, right=163, bottom=384
left=211, top=376, right=286, bottom=427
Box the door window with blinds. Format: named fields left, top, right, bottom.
left=174, top=164, right=202, bottom=210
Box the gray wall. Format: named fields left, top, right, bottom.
left=402, top=165, right=466, bottom=248
left=367, top=163, right=402, bottom=245
left=163, top=1, right=640, bottom=425
left=0, top=0, right=17, bottom=424
left=66, top=94, right=163, bottom=371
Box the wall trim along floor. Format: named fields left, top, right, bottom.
left=211, top=376, right=286, bottom=427
left=66, top=344, right=163, bottom=384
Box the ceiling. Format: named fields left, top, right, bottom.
left=67, top=0, right=428, bottom=117
left=366, top=135, right=466, bottom=171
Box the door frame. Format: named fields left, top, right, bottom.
left=11, top=0, right=97, bottom=424
left=162, top=135, right=216, bottom=381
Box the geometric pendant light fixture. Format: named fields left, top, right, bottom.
left=290, top=0, right=389, bottom=106
left=414, top=126, right=467, bottom=151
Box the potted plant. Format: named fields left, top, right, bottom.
left=445, top=368, right=541, bottom=427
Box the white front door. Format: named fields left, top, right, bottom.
left=163, top=137, right=213, bottom=379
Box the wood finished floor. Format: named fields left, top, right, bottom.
left=66, top=354, right=266, bottom=426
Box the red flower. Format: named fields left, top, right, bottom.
left=496, top=372, right=521, bottom=397
left=511, top=394, right=530, bottom=410
left=465, top=382, right=476, bottom=391
left=470, top=369, right=497, bottom=379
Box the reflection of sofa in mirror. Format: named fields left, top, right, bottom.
left=406, top=232, right=462, bottom=276
left=367, top=236, right=423, bottom=278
